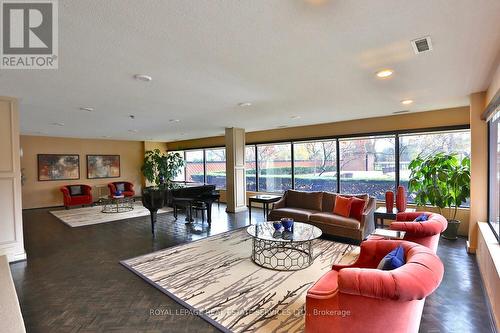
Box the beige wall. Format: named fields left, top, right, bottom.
left=167, top=106, right=469, bottom=150
left=486, top=61, right=500, bottom=105
left=0, top=97, right=25, bottom=262
left=468, top=92, right=488, bottom=251
left=20, top=136, right=145, bottom=209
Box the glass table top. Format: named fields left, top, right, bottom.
left=246, top=222, right=322, bottom=242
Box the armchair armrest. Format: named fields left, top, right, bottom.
left=60, top=186, right=70, bottom=196
left=272, top=192, right=287, bottom=209
left=82, top=185, right=92, bottom=196
left=396, top=212, right=423, bottom=221
left=307, top=270, right=339, bottom=300
left=390, top=219, right=447, bottom=236
left=108, top=183, right=116, bottom=195
left=127, top=182, right=135, bottom=191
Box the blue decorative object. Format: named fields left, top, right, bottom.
left=281, top=218, right=294, bottom=231
left=115, top=190, right=123, bottom=196
left=273, top=221, right=282, bottom=230
left=377, top=246, right=405, bottom=271
left=414, top=214, right=428, bottom=222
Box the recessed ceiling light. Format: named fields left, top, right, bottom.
left=238, top=102, right=252, bottom=107
left=80, top=107, right=94, bottom=112
left=401, top=99, right=414, bottom=105
left=169, top=119, right=180, bottom=122
left=129, top=115, right=136, bottom=119
left=290, top=115, right=301, bottom=119
left=375, top=69, right=394, bottom=78
left=51, top=122, right=65, bottom=126
left=134, top=74, right=152, bottom=82
left=128, top=129, right=139, bottom=133
left=393, top=110, right=410, bottom=114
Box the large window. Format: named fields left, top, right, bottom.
left=399, top=129, right=470, bottom=203
left=257, top=143, right=292, bottom=192
left=339, top=136, right=396, bottom=200
left=245, top=146, right=257, bottom=191
left=293, top=140, right=337, bottom=192
left=169, top=151, right=185, bottom=182
left=170, top=126, right=471, bottom=205
left=205, top=148, right=226, bottom=189
left=185, top=150, right=204, bottom=183
left=488, top=111, right=500, bottom=240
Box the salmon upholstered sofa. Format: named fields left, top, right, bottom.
left=268, top=190, right=376, bottom=242
left=305, top=240, right=444, bottom=333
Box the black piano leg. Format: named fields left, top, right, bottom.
left=207, top=203, right=212, bottom=227
left=185, top=203, right=194, bottom=223
left=150, top=210, right=157, bottom=237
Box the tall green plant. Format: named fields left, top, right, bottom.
left=141, top=149, right=184, bottom=188
left=408, top=152, right=470, bottom=220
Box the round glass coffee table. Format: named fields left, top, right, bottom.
left=101, top=196, right=134, bottom=213
left=246, top=222, right=322, bottom=271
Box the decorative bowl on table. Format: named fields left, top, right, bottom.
left=281, top=218, right=294, bottom=232
left=115, top=190, right=123, bottom=196
left=272, top=221, right=282, bottom=231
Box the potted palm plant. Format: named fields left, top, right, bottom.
left=408, top=152, right=470, bottom=240
left=141, top=149, right=184, bottom=235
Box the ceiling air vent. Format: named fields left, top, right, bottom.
left=411, top=36, right=433, bottom=54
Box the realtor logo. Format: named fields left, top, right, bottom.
left=1, top=0, right=58, bottom=69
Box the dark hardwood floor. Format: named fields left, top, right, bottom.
left=10, top=205, right=496, bottom=333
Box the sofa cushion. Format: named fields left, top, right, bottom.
left=322, top=192, right=337, bottom=212
left=333, top=195, right=352, bottom=217
left=268, top=207, right=319, bottom=222
left=309, top=212, right=360, bottom=229
left=349, top=197, right=366, bottom=221
left=286, top=190, right=323, bottom=211
left=69, top=185, right=82, bottom=196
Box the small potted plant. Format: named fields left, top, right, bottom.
left=408, top=153, right=470, bottom=240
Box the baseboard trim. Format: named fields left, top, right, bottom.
left=466, top=240, right=477, bottom=254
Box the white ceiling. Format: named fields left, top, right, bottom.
left=1, top=0, right=500, bottom=141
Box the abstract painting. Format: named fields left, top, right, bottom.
left=38, top=154, right=80, bottom=181
left=87, top=155, right=120, bottom=179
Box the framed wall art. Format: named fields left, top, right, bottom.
left=86, top=155, right=121, bottom=179
left=38, top=154, right=80, bottom=181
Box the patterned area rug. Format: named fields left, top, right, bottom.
left=121, top=228, right=359, bottom=333
left=50, top=202, right=172, bottom=227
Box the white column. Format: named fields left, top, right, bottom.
left=225, top=128, right=247, bottom=213
left=0, top=97, right=26, bottom=262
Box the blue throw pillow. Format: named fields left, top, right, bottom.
left=414, top=214, right=428, bottom=222
left=377, top=246, right=405, bottom=271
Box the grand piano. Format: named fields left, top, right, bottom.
left=170, top=183, right=220, bottom=226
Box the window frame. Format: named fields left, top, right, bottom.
left=487, top=111, right=500, bottom=242
left=169, top=124, right=471, bottom=203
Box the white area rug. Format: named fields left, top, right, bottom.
left=50, top=202, right=172, bottom=227
left=122, top=228, right=359, bottom=333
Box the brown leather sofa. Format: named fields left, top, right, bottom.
left=268, top=190, right=376, bottom=242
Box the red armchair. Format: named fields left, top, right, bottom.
left=108, top=181, right=135, bottom=197
left=390, top=212, right=448, bottom=253
left=306, top=240, right=444, bottom=333
left=60, top=185, right=93, bottom=209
